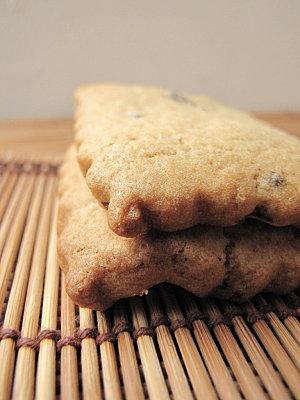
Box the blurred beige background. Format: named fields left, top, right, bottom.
left=1, top=0, right=300, bottom=118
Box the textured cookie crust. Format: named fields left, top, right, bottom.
left=75, top=83, right=300, bottom=237
left=57, top=148, right=300, bottom=310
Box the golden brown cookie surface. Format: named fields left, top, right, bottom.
left=58, top=148, right=300, bottom=310
left=75, top=83, right=300, bottom=237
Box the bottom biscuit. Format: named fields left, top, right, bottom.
left=58, top=148, right=300, bottom=310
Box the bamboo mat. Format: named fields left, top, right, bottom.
left=0, top=161, right=300, bottom=400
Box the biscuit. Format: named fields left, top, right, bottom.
left=75, top=83, right=300, bottom=237
left=57, top=148, right=300, bottom=310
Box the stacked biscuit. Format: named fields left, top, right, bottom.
left=58, top=84, right=300, bottom=310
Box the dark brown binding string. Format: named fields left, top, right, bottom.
left=0, top=327, right=83, bottom=351
left=0, top=160, right=59, bottom=175
left=113, top=321, right=133, bottom=336
left=36, top=329, right=61, bottom=341
left=133, top=327, right=154, bottom=340
left=146, top=288, right=170, bottom=330
left=0, top=327, right=21, bottom=340
left=276, top=308, right=297, bottom=321
left=16, top=329, right=61, bottom=350
left=222, top=301, right=243, bottom=321
left=170, top=318, right=189, bottom=331
left=75, top=327, right=115, bottom=346
left=158, top=284, right=193, bottom=332
left=253, top=295, right=274, bottom=315
left=264, top=294, right=298, bottom=321
left=243, top=302, right=268, bottom=325
left=0, top=328, right=61, bottom=348
left=1, top=293, right=298, bottom=349
left=18, top=162, right=39, bottom=175
left=17, top=337, right=40, bottom=351
left=151, top=315, right=170, bottom=329
left=198, top=298, right=232, bottom=329
left=57, top=336, right=81, bottom=351
left=112, top=300, right=134, bottom=337
left=0, top=161, right=22, bottom=173
left=39, top=163, right=59, bottom=175
left=178, top=289, right=205, bottom=325
left=207, top=314, right=229, bottom=329
left=113, top=298, right=156, bottom=340
left=185, top=309, right=205, bottom=325
left=75, top=327, right=97, bottom=340
left=96, top=332, right=115, bottom=346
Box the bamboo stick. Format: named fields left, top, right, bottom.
left=0, top=172, right=46, bottom=400
left=0, top=172, right=36, bottom=313
left=79, top=308, right=102, bottom=400
left=130, top=297, right=170, bottom=400
left=60, top=274, right=79, bottom=400
left=0, top=171, right=31, bottom=258
left=0, top=169, right=18, bottom=221
left=113, top=300, right=145, bottom=400
left=177, top=290, right=240, bottom=400
left=0, top=174, right=32, bottom=256
left=222, top=302, right=291, bottom=400
left=12, top=174, right=55, bottom=400
left=146, top=288, right=193, bottom=400
left=256, top=296, right=300, bottom=369
left=160, top=286, right=217, bottom=400
left=268, top=295, right=300, bottom=345
left=0, top=166, right=10, bottom=195
left=284, top=317, right=300, bottom=345
left=36, top=201, right=60, bottom=400
left=284, top=293, right=300, bottom=344
left=0, top=164, right=13, bottom=195
left=244, top=302, right=300, bottom=400
left=96, top=310, right=122, bottom=400
left=203, top=298, right=267, bottom=400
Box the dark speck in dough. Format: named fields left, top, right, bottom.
left=260, top=171, right=285, bottom=187
left=169, top=91, right=195, bottom=106
left=130, top=112, right=142, bottom=119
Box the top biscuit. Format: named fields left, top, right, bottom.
left=75, top=83, right=300, bottom=237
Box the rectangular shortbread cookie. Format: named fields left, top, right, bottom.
left=74, top=83, right=300, bottom=237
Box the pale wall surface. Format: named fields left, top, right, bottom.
left=1, top=0, right=300, bottom=117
